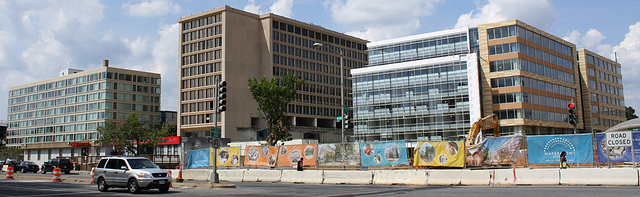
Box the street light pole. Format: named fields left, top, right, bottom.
left=314, top=42, right=346, bottom=143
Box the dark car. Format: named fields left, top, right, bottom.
left=41, top=158, right=73, bottom=174
left=15, top=161, right=39, bottom=173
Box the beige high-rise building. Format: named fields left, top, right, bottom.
left=478, top=20, right=583, bottom=135
left=177, top=6, right=368, bottom=142
left=6, top=61, right=162, bottom=165
left=577, top=49, right=625, bottom=132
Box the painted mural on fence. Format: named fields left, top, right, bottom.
left=595, top=132, right=640, bottom=163
left=360, top=141, right=409, bottom=167
left=244, top=146, right=278, bottom=167
left=186, top=148, right=209, bottom=169
left=527, top=134, right=594, bottom=164
left=414, top=141, right=464, bottom=167
left=210, top=147, right=242, bottom=167
left=277, top=144, right=317, bottom=167
left=317, top=143, right=361, bottom=167
left=466, top=136, right=523, bottom=167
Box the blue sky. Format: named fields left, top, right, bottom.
left=1, top=0, right=640, bottom=122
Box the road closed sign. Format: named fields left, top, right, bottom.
left=606, top=131, right=633, bottom=147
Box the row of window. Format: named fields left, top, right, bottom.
left=285, top=104, right=341, bottom=117
left=593, top=117, right=622, bottom=127
left=273, top=31, right=366, bottom=61
left=8, top=101, right=106, bottom=121
left=182, top=37, right=222, bottom=54
left=491, top=76, right=577, bottom=97
left=492, top=92, right=571, bottom=110
left=9, top=92, right=107, bottom=113
left=488, top=42, right=573, bottom=70
left=106, top=72, right=161, bottom=85
left=368, top=33, right=469, bottom=66
left=9, top=82, right=105, bottom=105
left=493, top=108, right=570, bottom=123
left=589, top=79, right=624, bottom=97
left=182, top=62, right=222, bottom=78
left=272, top=20, right=366, bottom=51
left=596, top=69, right=623, bottom=85
left=355, top=112, right=471, bottom=131
left=181, top=50, right=221, bottom=65
left=487, top=25, right=573, bottom=57
left=8, top=112, right=105, bottom=129
left=7, top=132, right=100, bottom=145
left=585, top=54, right=621, bottom=75
left=273, top=43, right=364, bottom=68
left=182, top=14, right=221, bottom=30
left=273, top=65, right=342, bottom=87
left=489, top=58, right=574, bottom=83
left=593, top=105, right=625, bottom=118
left=9, top=72, right=108, bottom=97
left=273, top=54, right=358, bottom=76
left=182, top=25, right=222, bottom=43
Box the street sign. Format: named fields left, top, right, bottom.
left=336, top=116, right=342, bottom=122
left=606, top=131, right=633, bottom=147
left=212, top=138, right=221, bottom=149
left=210, top=127, right=221, bottom=138
left=344, top=107, right=350, bottom=111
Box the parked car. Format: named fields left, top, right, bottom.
left=41, top=158, right=73, bottom=174
left=93, top=157, right=171, bottom=193
left=15, top=161, right=39, bottom=173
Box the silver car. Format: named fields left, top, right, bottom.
left=93, top=157, right=171, bottom=193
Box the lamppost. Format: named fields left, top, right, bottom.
left=314, top=42, right=346, bottom=143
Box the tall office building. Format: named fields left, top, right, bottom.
left=577, top=49, right=625, bottom=132
left=6, top=61, right=161, bottom=165
left=177, top=6, right=368, bottom=142
left=353, top=19, right=624, bottom=141
left=353, top=28, right=481, bottom=141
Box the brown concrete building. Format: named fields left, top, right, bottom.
left=177, top=6, right=368, bottom=142
left=478, top=20, right=584, bottom=135
left=577, top=49, right=625, bottom=132
left=6, top=61, right=161, bottom=165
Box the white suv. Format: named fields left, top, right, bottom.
left=93, top=157, right=171, bottom=193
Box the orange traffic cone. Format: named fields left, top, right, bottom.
left=6, top=166, right=14, bottom=179
left=53, top=167, right=62, bottom=182
left=165, top=170, right=173, bottom=187
left=90, top=167, right=95, bottom=184
left=176, top=165, right=183, bottom=182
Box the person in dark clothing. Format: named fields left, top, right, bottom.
left=297, top=157, right=304, bottom=171
left=560, top=151, right=569, bottom=169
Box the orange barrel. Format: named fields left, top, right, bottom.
left=53, top=167, right=62, bottom=182
left=6, top=166, right=14, bottom=179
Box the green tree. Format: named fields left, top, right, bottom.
left=0, top=148, right=23, bottom=162
left=97, top=113, right=174, bottom=156
left=626, top=106, right=638, bottom=120
left=248, top=74, right=304, bottom=146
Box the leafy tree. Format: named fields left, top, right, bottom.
left=626, top=106, right=638, bottom=120
left=248, top=74, right=304, bottom=146
left=97, top=113, right=174, bottom=156
left=0, top=148, right=23, bottom=162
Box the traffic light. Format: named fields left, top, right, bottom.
left=218, top=80, right=227, bottom=112
left=568, top=102, right=577, bottom=126
left=343, top=114, right=351, bottom=129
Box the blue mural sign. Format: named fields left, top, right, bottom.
left=526, top=134, right=594, bottom=164
left=186, top=148, right=210, bottom=169
left=360, top=140, right=409, bottom=167
left=595, top=132, right=640, bottom=162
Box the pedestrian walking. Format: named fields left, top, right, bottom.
left=560, top=151, right=569, bottom=169
left=297, top=157, right=304, bottom=171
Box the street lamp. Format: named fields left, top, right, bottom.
left=314, top=42, right=346, bottom=143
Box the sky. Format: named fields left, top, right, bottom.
left=1, top=0, right=640, bottom=122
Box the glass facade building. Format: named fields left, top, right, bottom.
left=353, top=27, right=481, bottom=141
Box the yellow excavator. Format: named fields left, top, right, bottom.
left=465, top=114, right=500, bottom=147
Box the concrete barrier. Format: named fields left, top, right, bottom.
left=182, top=169, right=212, bottom=181
left=427, top=170, right=491, bottom=186
left=281, top=170, right=324, bottom=184
left=372, top=170, right=427, bottom=185
left=218, top=169, right=246, bottom=182
left=560, top=168, right=639, bottom=186
left=168, top=169, right=179, bottom=179
left=323, top=170, right=373, bottom=184
left=492, top=168, right=559, bottom=185
left=243, top=169, right=282, bottom=182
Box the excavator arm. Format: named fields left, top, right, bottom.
left=465, top=114, right=500, bottom=147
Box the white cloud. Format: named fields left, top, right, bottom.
left=151, top=23, right=180, bottom=111
left=122, top=0, right=181, bottom=17
left=270, top=0, right=294, bottom=17
left=244, top=0, right=263, bottom=15
left=614, top=22, right=640, bottom=110
left=455, top=0, right=557, bottom=30
left=562, top=29, right=613, bottom=56
left=325, top=0, right=441, bottom=41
